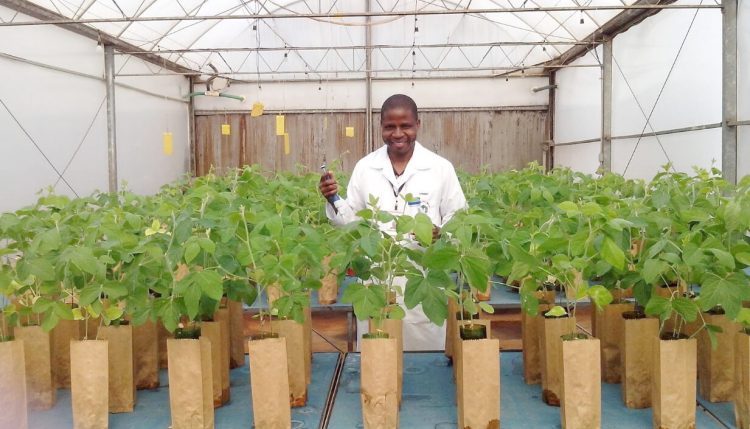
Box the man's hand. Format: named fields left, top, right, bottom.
left=319, top=171, right=338, bottom=199
left=432, top=225, right=441, bottom=241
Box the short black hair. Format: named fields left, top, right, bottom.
left=380, top=94, right=418, bottom=121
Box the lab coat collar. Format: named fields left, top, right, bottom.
left=368, top=141, right=433, bottom=172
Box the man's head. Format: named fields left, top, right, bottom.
left=380, top=94, right=420, bottom=158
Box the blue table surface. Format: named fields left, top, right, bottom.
left=328, top=352, right=729, bottom=429
left=29, top=352, right=340, bottom=429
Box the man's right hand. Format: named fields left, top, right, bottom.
left=319, top=171, right=338, bottom=199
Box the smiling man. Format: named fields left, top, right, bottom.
left=318, top=94, right=467, bottom=350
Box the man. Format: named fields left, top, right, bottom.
left=319, top=94, right=467, bottom=350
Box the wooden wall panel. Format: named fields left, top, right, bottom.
left=196, top=110, right=547, bottom=175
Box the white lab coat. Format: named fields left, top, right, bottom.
left=326, top=142, right=467, bottom=351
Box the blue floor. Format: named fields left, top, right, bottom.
left=328, top=352, right=730, bottom=429
left=698, top=395, right=736, bottom=429
left=29, top=352, right=340, bottom=429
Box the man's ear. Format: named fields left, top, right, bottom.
left=416, top=118, right=421, bottom=129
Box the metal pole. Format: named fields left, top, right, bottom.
left=601, top=39, right=613, bottom=173
left=546, top=71, right=556, bottom=171
left=722, top=0, right=738, bottom=184
left=104, top=44, right=118, bottom=193
left=365, top=0, right=373, bottom=154
left=188, top=76, right=196, bottom=176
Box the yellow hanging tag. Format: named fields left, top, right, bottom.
left=251, top=102, right=264, bottom=117
left=283, top=133, right=290, bottom=155
left=276, top=115, right=285, bottom=136
left=323, top=117, right=328, bottom=129
left=221, top=123, right=231, bottom=135
left=345, top=126, right=354, bottom=138
left=162, top=132, right=173, bottom=156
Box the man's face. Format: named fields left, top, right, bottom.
left=381, top=107, right=420, bottom=157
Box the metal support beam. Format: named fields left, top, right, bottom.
left=553, top=122, right=723, bottom=147
left=365, top=0, right=373, bottom=154
left=544, top=0, right=677, bottom=69
left=722, top=0, right=738, bottom=184
left=546, top=71, right=556, bottom=171
left=104, top=45, right=118, bottom=193
left=601, top=39, right=613, bottom=173
left=0, top=0, right=196, bottom=75
left=188, top=76, right=196, bottom=176
left=0, top=4, right=721, bottom=27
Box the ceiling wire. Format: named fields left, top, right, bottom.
left=621, top=1, right=704, bottom=176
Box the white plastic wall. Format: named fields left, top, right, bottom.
left=553, top=49, right=602, bottom=174
left=553, top=2, right=741, bottom=181
left=0, top=4, right=189, bottom=214
left=739, top=0, right=750, bottom=179
left=193, top=77, right=548, bottom=112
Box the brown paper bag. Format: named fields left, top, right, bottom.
left=167, top=338, right=214, bottom=429
left=522, top=303, right=550, bottom=384
left=52, top=319, right=81, bottom=388
left=596, top=302, right=634, bottom=383
left=201, top=321, right=225, bottom=407
left=474, top=280, right=492, bottom=302
left=304, top=304, right=312, bottom=385
left=247, top=337, right=292, bottom=429
left=70, top=340, right=108, bottom=429
left=457, top=338, right=500, bottom=429
left=653, top=337, right=697, bottom=429
left=454, top=319, right=491, bottom=396
left=445, top=298, right=458, bottom=359
left=0, top=340, right=28, bottom=429
left=561, top=336, right=601, bottom=429
left=621, top=315, right=658, bottom=409
left=361, top=337, right=399, bottom=429
left=319, top=255, right=339, bottom=304
left=228, top=300, right=246, bottom=368
left=369, top=319, right=403, bottom=404
left=540, top=315, right=576, bottom=406
left=158, top=322, right=171, bottom=369
left=98, top=325, right=135, bottom=413
left=272, top=319, right=308, bottom=407
left=698, top=312, right=739, bottom=402
left=215, top=309, right=232, bottom=404
left=15, top=326, right=55, bottom=410
left=734, top=331, right=750, bottom=428
left=132, top=320, right=159, bottom=389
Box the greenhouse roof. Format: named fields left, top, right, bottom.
left=0, top=0, right=718, bottom=80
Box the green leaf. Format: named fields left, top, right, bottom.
left=704, top=324, right=721, bottom=349
left=708, top=248, right=735, bottom=270
left=601, top=237, right=625, bottom=271
left=103, top=306, right=123, bottom=323
left=413, top=213, right=433, bottom=246
left=558, top=201, right=578, bottom=214
left=184, top=283, right=201, bottom=320
left=70, top=247, right=103, bottom=276
left=478, top=302, right=495, bottom=314
left=193, top=271, right=224, bottom=301
left=184, top=242, right=200, bottom=264
left=41, top=311, right=59, bottom=332
left=79, top=285, right=102, bottom=307
left=699, top=273, right=747, bottom=319
left=736, top=252, right=750, bottom=267
left=545, top=306, right=567, bottom=317
left=672, top=297, right=698, bottom=322
left=645, top=296, right=672, bottom=321
left=460, top=250, right=490, bottom=292
left=422, top=246, right=459, bottom=270
left=643, top=259, right=668, bottom=284
left=387, top=305, right=406, bottom=320
left=587, top=285, right=613, bottom=311
left=198, top=238, right=216, bottom=254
